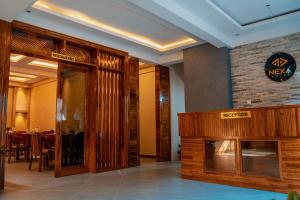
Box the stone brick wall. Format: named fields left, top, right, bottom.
left=231, top=33, right=300, bottom=108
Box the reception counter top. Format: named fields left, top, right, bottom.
left=178, top=105, right=300, bottom=193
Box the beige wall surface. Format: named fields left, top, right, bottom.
left=6, top=87, right=13, bottom=128
left=15, top=88, right=29, bottom=111
left=139, top=67, right=156, bottom=156
left=30, top=81, right=57, bottom=131
left=14, top=88, right=30, bottom=131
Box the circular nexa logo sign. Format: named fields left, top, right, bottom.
left=265, top=52, right=296, bottom=82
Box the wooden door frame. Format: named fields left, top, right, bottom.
left=55, top=61, right=91, bottom=177
left=0, top=20, right=135, bottom=187
left=0, top=20, right=11, bottom=190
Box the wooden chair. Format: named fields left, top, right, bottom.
left=29, top=133, right=52, bottom=172
left=6, top=133, right=27, bottom=163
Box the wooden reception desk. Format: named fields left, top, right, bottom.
left=178, top=105, right=300, bottom=193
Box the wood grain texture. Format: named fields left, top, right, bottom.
left=96, top=52, right=124, bottom=171
left=179, top=105, right=300, bottom=193
left=179, top=105, right=300, bottom=138
left=0, top=20, right=11, bottom=190
left=55, top=62, right=90, bottom=177
left=155, top=66, right=171, bottom=162
left=127, top=57, right=140, bottom=167
left=7, top=21, right=134, bottom=177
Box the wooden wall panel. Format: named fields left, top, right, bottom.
left=178, top=113, right=195, bottom=136
left=181, top=137, right=204, bottom=177
left=0, top=20, right=11, bottom=190
left=281, top=139, right=300, bottom=181
left=155, top=66, right=171, bottom=162
left=127, top=57, right=139, bottom=167
left=97, top=52, right=124, bottom=171
left=276, top=108, right=297, bottom=137
left=179, top=105, right=300, bottom=193
left=179, top=105, right=300, bottom=138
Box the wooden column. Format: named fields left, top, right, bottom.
left=0, top=20, right=11, bottom=190
left=127, top=57, right=140, bottom=167
left=155, top=66, right=171, bottom=162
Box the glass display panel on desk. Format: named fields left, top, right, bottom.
left=205, top=140, right=236, bottom=174
left=60, top=69, right=86, bottom=168
left=241, top=141, right=279, bottom=178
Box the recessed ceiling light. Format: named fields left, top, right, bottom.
left=9, top=72, right=38, bottom=79
left=9, top=76, right=30, bottom=82
left=28, top=60, right=58, bottom=69
left=10, top=54, right=26, bottom=62
left=32, top=1, right=196, bottom=52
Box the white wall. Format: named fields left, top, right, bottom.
left=139, top=67, right=156, bottom=156
left=169, top=63, right=185, bottom=160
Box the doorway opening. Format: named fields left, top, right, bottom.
left=6, top=54, right=57, bottom=179
left=139, top=65, right=157, bottom=164
left=138, top=62, right=172, bottom=165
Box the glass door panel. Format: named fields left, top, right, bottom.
left=55, top=62, right=89, bottom=177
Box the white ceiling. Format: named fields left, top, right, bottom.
left=130, top=0, right=300, bottom=47
left=211, top=0, right=300, bottom=26
left=0, top=0, right=299, bottom=64
left=31, top=0, right=200, bottom=52
left=10, top=54, right=57, bottom=86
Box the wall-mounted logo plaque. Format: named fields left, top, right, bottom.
left=265, top=52, right=296, bottom=82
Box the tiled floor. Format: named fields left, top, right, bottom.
left=1, top=161, right=287, bottom=200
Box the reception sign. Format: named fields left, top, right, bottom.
left=220, top=111, right=251, bottom=119
left=51, top=52, right=76, bottom=62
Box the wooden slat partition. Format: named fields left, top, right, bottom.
left=179, top=105, right=300, bottom=193
left=97, top=52, right=124, bottom=171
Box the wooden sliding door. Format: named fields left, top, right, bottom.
left=96, top=53, right=124, bottom=171
left=55, top=62, right=90, bottom=177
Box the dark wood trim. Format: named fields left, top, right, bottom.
left=127, top=57, right=140, bottom=167
left=0, top=20, right=11, bottom=190
left=155, top=66, right=171, bottom=162
left=140, top=154, right=156, bottom=158
left=55, top=62, right=90, bottom=177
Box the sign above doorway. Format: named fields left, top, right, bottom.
left=51, top=52, right=76, bottom=62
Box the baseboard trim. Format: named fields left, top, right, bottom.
left=140, top=154, right=156, bottom=158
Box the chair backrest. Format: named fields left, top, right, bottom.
left=31, top=134, right=42, bottom=157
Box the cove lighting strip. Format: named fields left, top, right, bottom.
left=10, top=72, right=38, bottom=79
left=28, top=60, right=58, bottom=69
left=9, top=76, right=30, bottom=82
left=33, top=1, right=196, bottom=52
left=10, top=54, right=26, bottom=62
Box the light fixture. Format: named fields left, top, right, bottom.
left=139, top=62, right=145, bottom=66
left=9, top=72, right=37, bottom=79
left=28, top=60, right=58, bottom=69
left=9, top=76, right=30, bottom=82
left=32, top=1, right=197, bottom=52
left=10, top=54, right=26, bottom=62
